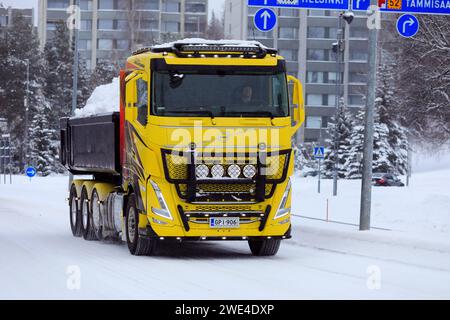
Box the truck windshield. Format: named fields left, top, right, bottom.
left=152, top=70, right=289, bottom=118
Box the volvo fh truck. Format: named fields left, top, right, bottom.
left=60, top=40, right=305, bottom=256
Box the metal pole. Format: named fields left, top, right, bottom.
left=406, top=143, right=412, bottom=187
left=333, top=15, right=343, bottom=197
left=318, top=158, right=321, bottom=194
left=24, top=59, right=30, bottom=168
left=359, top=3, right=378, bottom=231
left=69, top=1, right=80, bottom=189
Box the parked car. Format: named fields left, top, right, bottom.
left=372, top=173, right=405, bottom=187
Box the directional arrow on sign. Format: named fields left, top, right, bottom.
left=261, top=10, right=271, bottom=30
left=402, top=17, right=415, bottom=34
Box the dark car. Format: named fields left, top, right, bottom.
left=372, top=173, right=405, bottom=187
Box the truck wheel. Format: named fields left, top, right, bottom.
left=80, top=187, right=97, bottom=241
left=69, top=185, right=82, bottom=237
left=248, top=238, right=281, bottom=256
left=125, top=193, right=157, bottom=256
left=90, top=189, right=103, bottom=241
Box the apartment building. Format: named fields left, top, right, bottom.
left=0, top=5, right=35, bottom=30
left=38, top=0, right=208, bottom=70
left=224, top=1, right=370, bottom=143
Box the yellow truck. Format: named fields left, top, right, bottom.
left=60, top=40, right=305, bottom=256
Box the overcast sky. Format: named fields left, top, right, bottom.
left=1, top=0, right=225, bottom=25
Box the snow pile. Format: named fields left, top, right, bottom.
left=74, top=78, right=120, bottom=117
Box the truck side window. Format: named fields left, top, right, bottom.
left=136, top=78, right=148, bottom=126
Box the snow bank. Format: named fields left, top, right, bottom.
left=74, top=77, right=120, bottom=118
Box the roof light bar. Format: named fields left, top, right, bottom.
left=180, top=45, right=260, bottom=53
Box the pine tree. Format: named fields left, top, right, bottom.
left=205, top=11, right=224, bottom=40
left=28, top=99, right=55, bottom=176
left=323, top=100, right=353, bottom=178
left=0, top=13, right=48, bottom=170
left=345, top=108, right=365, bottom=179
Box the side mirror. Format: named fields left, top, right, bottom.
left=287, top=75, right=305, bottom=136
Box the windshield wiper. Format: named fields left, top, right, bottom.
left=164, top=110, right=215, bottom=120
left=222, top=111, right=276, bottom=119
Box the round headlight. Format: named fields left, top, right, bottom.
left=195, top=164, right=209, bottom=178
left=211, top=164, right=225, bottom=178
left=227, top=164, right=241, bottom=179
left=243, top=164, right=257, bottom=179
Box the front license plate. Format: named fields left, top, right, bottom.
left=209, top=217, right=240, bottom=228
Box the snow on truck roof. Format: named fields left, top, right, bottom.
left=151, top=38, right=270, bottom=50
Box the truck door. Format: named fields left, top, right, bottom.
left=124, top=71, right=149, bottom=211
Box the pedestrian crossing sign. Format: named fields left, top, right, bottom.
left=314, top=147, right=325, bottom=159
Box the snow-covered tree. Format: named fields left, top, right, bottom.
left=0, top=13, right=48, bottom=170
left=345, top=108, right=365, bottom=179
left=28, top=99, right=57, bottom=176
left=323, top=100, right=353, bottom=178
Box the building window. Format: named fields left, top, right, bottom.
left=349, top=72, right=367, bottom=83
left=279, top=9, right=299, bottom=17
left=349, top=95, right=364, bottom=106
left=46, top=21, right=59, bottom=30
left=163, top=1, right=181, bottom=13
left=350, top=27, right=368, bottom=38
left=307, top=71, right=324, bottom=84
left=98, top=39, right=113, bottom=50
left=306, top=116, right=322, bottom=129
left=0, top=15, right=8, bottom=27
left=308, top=9, right=330, bottom=16
left=306, top=94, right=323, bottom=106
left=98, top=19, right=114, bottom=30
left=327, top=94, right=336, bottom=106
left=185, top=3, right=206, bottom=13
left=135, top=0, right=159, bottom=10
left=307, top=27, right=325, bottom=38
left=116, top=39, right=129, bottom=50
left=278, top=27, right=298, bottom=39
left=79, top=0, right=93, bottom=10
left=162, top=21, right=179, bottom=33
left=80, top=19, right=92, bottom=30
left=307, top=49, right=325, bottom=61
left=279, top=49, right=298, bottom=62
left=78, top=39, right=92, bottom=50
left=98, top=0, right=114, bottom=9
left=48, top=0, right=70, bottom=9
left=350, top=50, right=368, bottom=62
left=138, top=19, right=158, bottom=30
left=116, top=19, right=128, bottom=30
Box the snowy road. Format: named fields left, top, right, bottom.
left=1, top=175, right=450, bottom=299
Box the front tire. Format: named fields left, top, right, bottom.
left=80, top=187, right=97, bottom=241
left=125, top=193, right=157, bottom=256
left=69, top=185, right=82, bottom=237
left=248, top=238, right=281, bottom=256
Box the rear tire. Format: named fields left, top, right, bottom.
left=248, top=238, right=281, bottom=256
left=126, top=193, right=157, bottom=256
left=80, top=187, right=97, bottom=241
left=69, top=185, right=82, bottom=237
left=90, top=189, right=103, bottom=241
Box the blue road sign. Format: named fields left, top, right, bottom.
left=248, top=0, right=349, bottom=10
left=314, top=147, right=325, bottom=159
left=352, top=0, right=450, bottom=15
left=26, top=166, right=36, bottom=178
left=254, top=8, right=277, bottom=32
left=397, top=14, right=419, bottom=37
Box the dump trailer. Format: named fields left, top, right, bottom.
left=61, top=40, right=305, bottom=256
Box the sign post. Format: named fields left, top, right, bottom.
left=314, top=147, right=325, bottom=194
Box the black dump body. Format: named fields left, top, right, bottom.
left=60, top=112, right=121, bottom=175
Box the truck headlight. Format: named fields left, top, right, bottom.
left=274, top=180, right=291, bottom=220
left=149, top=180, right=173, bottom=220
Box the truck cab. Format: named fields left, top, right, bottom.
left=62, top=40, right=305, bottom=256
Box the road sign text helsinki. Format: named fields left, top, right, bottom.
left=248, top=0, right=349, bottom=10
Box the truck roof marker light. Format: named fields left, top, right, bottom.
left=201, top=236, right=206, bottom=240
left=267, top=236, right=272, bottom=239
left=282, top=236, right=286, bottom=239
left=242, top=237, right=247, bottom=240
left=222, top=237, right=227, bottom=240
left=176, top=237, right=181, bottom=241
left=160, top=237, right=164, bottom=240
left=223, top=214, right=228, bottom=217
left=163, top=52, right=168, bottom=56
